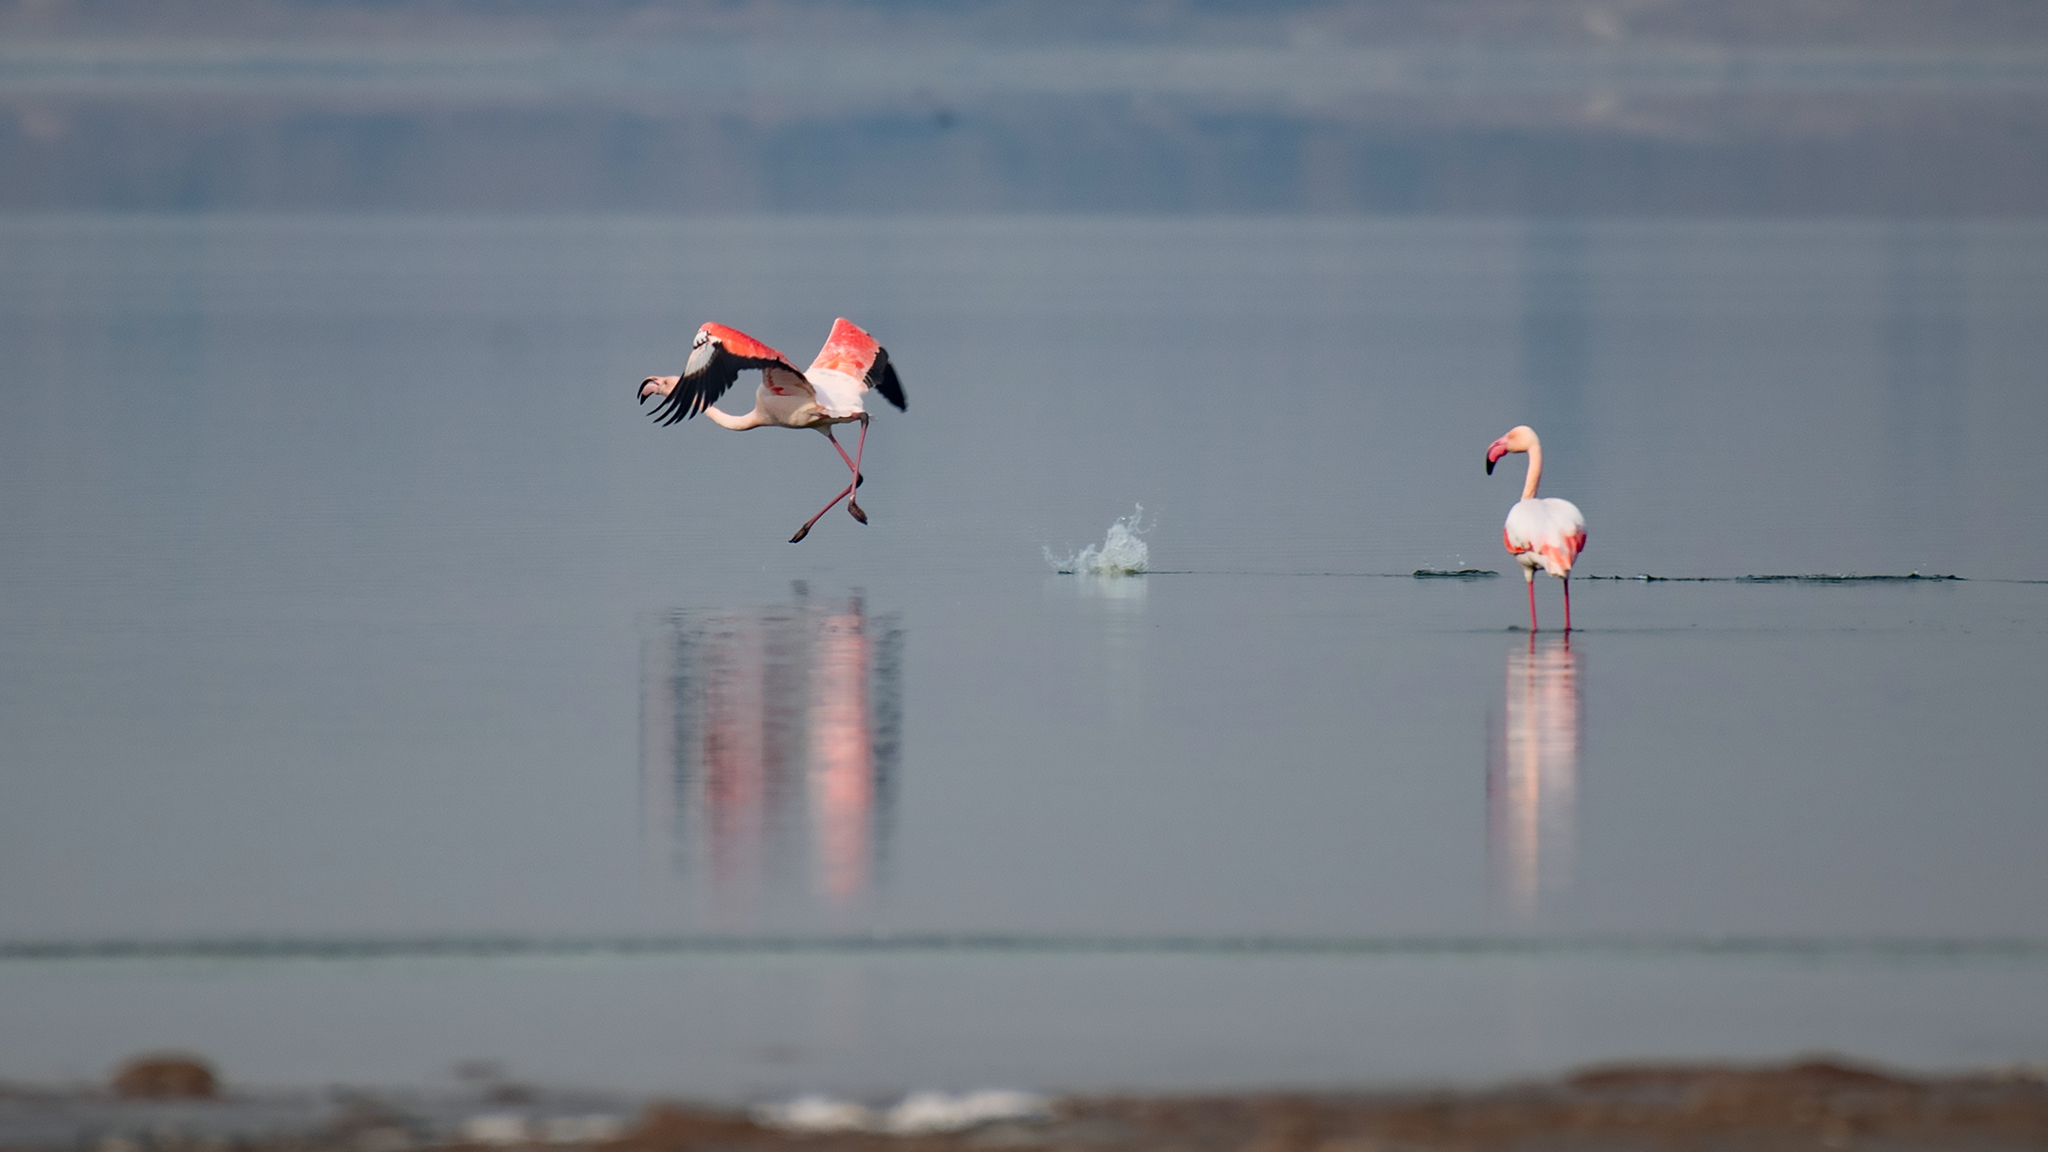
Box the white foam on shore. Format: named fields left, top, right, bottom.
left=1045, top=505, right=1150, bottom=575
left=754, top=1089, right=1051, bottom=1134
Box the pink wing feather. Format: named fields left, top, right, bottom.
left=807, top=318, right=907, bottom=411
left=701, top=323, right=794, bottom=368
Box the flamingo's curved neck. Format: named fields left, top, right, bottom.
left=704, top=406, right=766, bottom=431
left=1522, top=441, right=1543, bottom=500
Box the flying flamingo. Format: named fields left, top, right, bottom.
left=1486, top=425, right=1587, bottom=632
left=639, top=318, right=907, bottom=543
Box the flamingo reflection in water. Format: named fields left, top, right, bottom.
left=640, top=589, right=902, bottom=922
left=1488, top=634, right=1581, bottom=917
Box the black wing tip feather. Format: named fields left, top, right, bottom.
left=645, top=382, right=705, bottom=425
left=661, top=392, right=698, bottom=425
left=872, top=349, right=907, bottom=411
left=644, top=352, right=750, bottom=427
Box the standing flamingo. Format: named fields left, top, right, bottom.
left=639, top=318, right=906, bottom=542
left=1486, top=425, right=1587, bottom=631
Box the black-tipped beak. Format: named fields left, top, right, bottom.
left=1485, top=456, right=1496, bottom=475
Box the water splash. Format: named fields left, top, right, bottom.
left=1046, top=505, right=1150, bottom=576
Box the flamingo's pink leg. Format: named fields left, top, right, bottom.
left=792, top=421, right=874, bottom=542
left=1527, top=577, right=1539, bottom=632
left=824, top=429, right=863, bottom=486
left=790, top=481, right=857, bottom=543
left=845, top=417, right=869, bottom=524
left=1562, top=577, right=1572, bottom=633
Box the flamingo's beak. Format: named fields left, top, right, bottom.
left=1486, top=437, right=1511, bottom=474
left=639, top=375, right=679, bottom=402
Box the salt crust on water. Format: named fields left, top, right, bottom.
left=754, top=1089, right=1051, bottom=1134
left=1045, top=505, right=1150, bottom=576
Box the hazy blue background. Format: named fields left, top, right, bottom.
left=1, top=0, right=2046, bottom=1105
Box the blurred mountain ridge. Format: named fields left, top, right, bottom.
left=5, top=0, right=2047, bottom=214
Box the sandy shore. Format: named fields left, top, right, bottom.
left=619, top=1061, right=2048, bottom=1152
left=13, top=1059, right=2046, bottom=1152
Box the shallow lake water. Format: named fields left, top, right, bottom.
left=0, top=215, right=2045, bottom=1098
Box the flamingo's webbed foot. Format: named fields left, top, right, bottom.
left=789, top=523, right=813, bottom=544
left=848, top=501, right=869, bottom=525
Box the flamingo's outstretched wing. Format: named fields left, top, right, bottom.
left=807, top=318, right=907, bottom=412
left=641, top=323, right=804, bottom=425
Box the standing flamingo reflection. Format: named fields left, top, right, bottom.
left=1486, top=425, right=1587, bottom=631
left=1488, top=634, right=1581, bottom=917
left=640, top=591, right=902, bottom=921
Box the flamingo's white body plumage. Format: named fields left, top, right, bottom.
left=639, top=318, right=906, bottom=542
left=1487, top=425, right=1587, bottom=631
left=1505, top=497, right=1587, bottom=580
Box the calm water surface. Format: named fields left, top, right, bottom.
left=0, top=216, right=2045, bottom=1095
